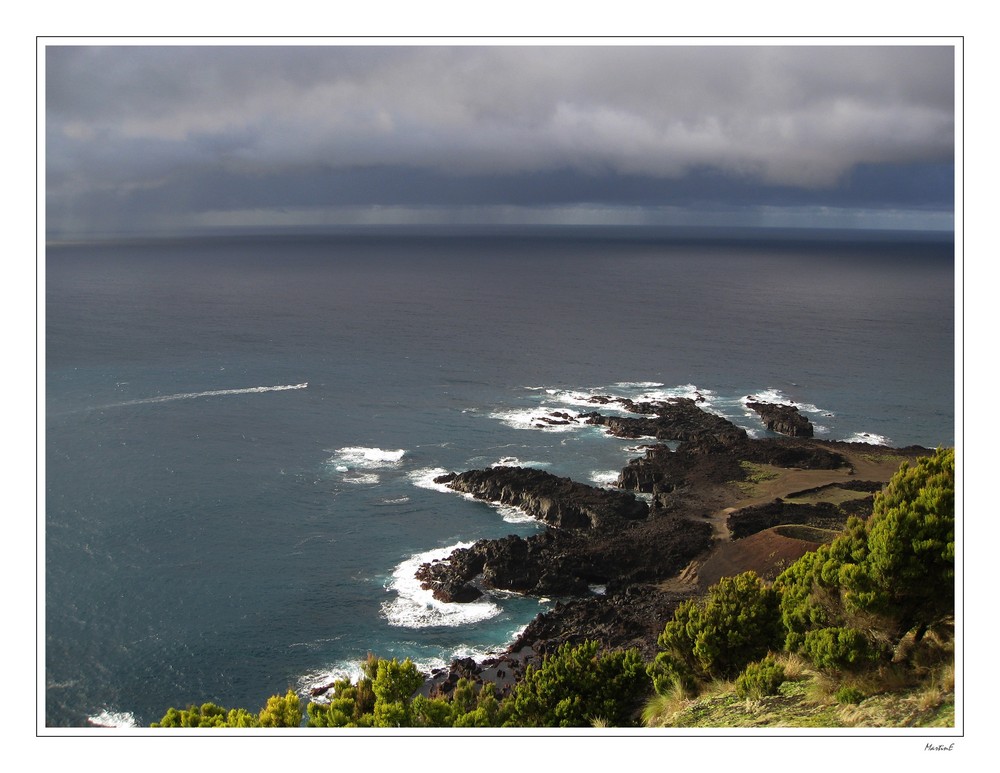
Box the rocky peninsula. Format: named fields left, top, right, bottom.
left=343, top=396, right=934, bottom=700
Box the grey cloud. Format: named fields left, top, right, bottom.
left=44, top=44, right=955, bottom=235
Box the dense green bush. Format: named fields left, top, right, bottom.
left=801, top=627, right=886, bottom=671
left=775, top=447, right=955, bottom=669
left=650, top=571, right=784, bottom=691
left=152, top=689, right=301, bottom=728
left=306, top=655, right=425, bottom=728
left=503, top=640, right=649, bottom=727
left=735, top=656, right=786, bottom=699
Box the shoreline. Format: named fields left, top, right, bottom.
left=377, top=398, right=937, bottom=701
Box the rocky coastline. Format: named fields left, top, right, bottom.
left=316, top=395, right=935, bottom=702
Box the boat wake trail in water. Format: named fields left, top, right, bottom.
left=104, top=382, right=308, bottom=408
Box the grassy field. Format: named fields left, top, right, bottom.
left=642, top=650, right=954, bottom=729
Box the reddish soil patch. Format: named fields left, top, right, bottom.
left=695, top=527, right=824, bottom=591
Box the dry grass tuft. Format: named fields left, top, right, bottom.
left=804, top=672, right=838, bottom=705
left=771, top=651, right=812, bottom=681
left=642, top=691, right=690, bottom=728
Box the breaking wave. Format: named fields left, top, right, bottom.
left=381, top=543, right=501, bottom=629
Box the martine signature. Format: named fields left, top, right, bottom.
left=925, top=742, right=956, bottom=751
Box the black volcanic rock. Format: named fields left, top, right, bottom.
left=746, top=401, right=814, bottom=437
left=414, top=485, right=710, bottom=604
left=444, top=466, right=649, bottom=529
left=581, top=397, right=748, bottom=446
left=741, top=438, right=847, bottom=469
left=416, top=532, right=578, bottom=601
left=509, top=586, right=693, bottom=660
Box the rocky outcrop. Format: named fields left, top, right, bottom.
left=439, top=466, right=649, bottom=529
left=617, top=443, right=747, bottom=510
left=736, top=438, right=848, bottom=470
left=746, top=400, right=814, bottom=437
left=415, top=505, right=712, bottom=604
left=581, top=396, right=748, bottom=446
left=416, top=532, right=593, bottom=600
left=509, top=585, right=693, bottom=660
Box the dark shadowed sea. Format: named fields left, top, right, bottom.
left=44, top=227, right=955, bottom=727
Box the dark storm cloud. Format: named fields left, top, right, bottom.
left=44, top=44, right=955, bottom=234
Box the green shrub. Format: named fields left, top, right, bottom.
left=651, top=571, right=784, bottom=686
left=306, top=655, right=423, bottom=728
left=775, top=447, right=955, bottom=661
left=801, top=627, right=885, bottom=671
left=834, top=685, right=866, bottom=705
left=152, top=689, right=302, bottom=728
left=502, top=640, right=649, bottom=727
left=735, top=656, right=786, bottom=699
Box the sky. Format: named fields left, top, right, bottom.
left=44, top=42, right=956, bottom=237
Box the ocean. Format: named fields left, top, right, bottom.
left=44, top=227, right=955, bottom=728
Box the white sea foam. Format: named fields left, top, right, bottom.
left=489, top=406, right=585, bottom=432
left=742, top=389, right=830, bottom=418
left=494, top=503, right=542, bottom=525
left=297, top=661, right=369, bottom=700
left=496, top=383, right=721, bottom=434
left=550, top=390, right=608, bottom=407
left=744, top=388, right=790, bottom=405
left=410, top=656, right=450, bottom=675
left=87, top=709, right=137, bottom=728
left=329, top=447, right=407, bottom=469
left=589, top=470, right=620, bottom=487
left=491, top=456, right=550, bottom=469
left=381, top=543, right=502, bottom=629
left=622, top=443, right=657, bottom=455
left=634, top=383, right=713, bottom=404
left=844, top=432, right=892, bottom=446
left=448, top=643, right=506, bottom=662
left=454, top=486, right=541, bottom=524
left=613, top=381, right=665, bottom=389
left=110, top=382, right=308, bottom=407
left=408, top=467, right=453, bottom=492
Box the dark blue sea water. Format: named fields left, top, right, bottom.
left=44, top=227, right=954, bottom=728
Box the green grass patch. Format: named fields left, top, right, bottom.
left=734, top=462, right=781, bottom=495
left=773, top=524, right=840, bottom=543
left=785, top=487, right=872, bottom=506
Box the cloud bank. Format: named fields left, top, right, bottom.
left=45, top=44, right=955, bottom=236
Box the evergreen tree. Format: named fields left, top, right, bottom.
left=775, top=447, right=955, bottom=666
left=502, top=640, right=648, bottom=727
left=649, top=570, right=784, bottom=690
